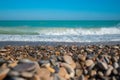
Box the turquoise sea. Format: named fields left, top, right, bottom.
left=0, top=20, right=120, bottom=42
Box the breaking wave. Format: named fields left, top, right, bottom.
left=0, top=27, right=120, bottom=42
left=0, top=26, right=120, bottom=36
left=36, top=27, right=120, bottom=35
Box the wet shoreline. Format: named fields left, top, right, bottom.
left=0, top=41, right=120, bottom=47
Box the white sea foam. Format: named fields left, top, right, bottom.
left=0, top=27, right=120, bottom=42
left=0, top=34, right=120, bottom=42
left=36, top=27, right=120, bottom=35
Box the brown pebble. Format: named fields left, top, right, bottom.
left=61, top=63, right=75, bottom=78
left=85, top=75, right=90, bottom=80
left=38, top=68, right=50, bottom=80
left=58, top=67, right=70, bottom=79
left=90, top=70, right=96, bottom=77
left=54, top=74, right=66, bottom=80
left=0, top=68, right=10, bottom=80
left=8, top=61, right=18, bottom=68
left=85, top=59, right=94, bottom=67
left=33, top=74, right=41, bottom=80
left=0, top=49, right=7, bottom=52
left=46, top=66, right=55, bottom=73
left=20, top=72, right=33, bottom=78
left=70, top=62, right=76, bottom=69
left=76, top=62, right=82, bottom=69
left=78, top=54, right=86, bottom=61
left=75, top=69, right=83, bottom=77
left=98, top=71, right=104, bottom=78
left=63, top=55, right=74, bottom=64
left=105, top=65, right=113, bottom=76
left=0, top=63, right=8, bottom=69
left=33, top=75, right=40, bottom=80
left=55, top=51, right=60, bottom=56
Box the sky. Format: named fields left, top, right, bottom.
left=0, top=0, right=120, bottom=20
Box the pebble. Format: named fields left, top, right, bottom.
left=76, top=62, right=81, bottom=69
left=113, top=45, right=119, bottom=49
left=38, top=60, right=49, bottom=66
left=53, top=74, right=66, bottom=80
left=61, top=63, right=75, bottom=78
left=20, top=72, right=33, bottom=78
left=112, top=57, right=118, bottom=62
left=87, top=53, right=95, bottom=59
left=78, top=75, right=85, bottom=80
left=8, top=71, right=20, bottom=77
left=0, top=68, right=10, bottom=80
left=88, top=63, right=95, bottom=70
left=83, top=69, right=88, bottom=75
left=57, top=56, right=63, bottom=61
left=19, top=59, right=32, bottom=63
left=50, top=55, right=57, bottom=61
left=13, top=63, right=36, bottom=72
left=53, top=66, right=59, bottom=73
left=9, top=77, right=26, bottom=80
left=58, top=67, right=70, bottom=79
left=98, top=61, right=108, bottom=70
left=38, top=68, right=50, bottom=80
left=112, top=76, right=117, bottom=80
left=105, top=65, right=113, bottom=76
left=33, top=74, right=41, bottom=80
left=113, top=62, right=119, bottom=69
left=55, top=51, right=60, bottom=56
left=112, top=69, right=118, bottom=75
left=0, top=63, right=7, bottom=69
left=46, top=66, right=55, bottom=73
left=63, top=55, right=74, bottom=64
left=117, top=67, right=120, bottom=73
left=85, top=59, right=94, bottom=67
left=70, top=62, right=76, bottom=69
left=71, top=45, right=77, bottom=51
left=50, top=59, right=56, bottom=66
left=0, top=49, right=7, bottom=52
left=0, top=59, right=6, bottom=66
left=102, top=76, right=110, bottom=80
left=75, top=69, right=83, bottom=77
left=78, top=54, right=86, bottom=61
left=98, top=71, right=104, bottom=78
left=104, top=56, right=110, bottom=64
left=8, top=61, right=18, bottom=68
left=34, top=62, right=41, bottom=74
left=86, top=48, right=93, bottom=52
left=90, top=70, right=96, bottom=77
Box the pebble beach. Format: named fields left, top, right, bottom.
left=0, top=41, right=120, bottom=80
left=0, top=0, right=120, bottom=80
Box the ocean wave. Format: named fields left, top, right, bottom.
left=0, top=27, right=120, bottom=35
left=0, top=27, right=120, bottom=42
left=36, top=27, right=120, bottom=35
